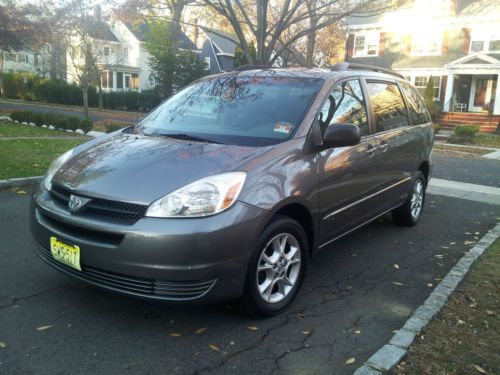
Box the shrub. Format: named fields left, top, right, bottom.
left=433, top=123, right=440, bottom=134
left=33, top=112, right=45, bottom=127
left=66, top=116, right=81, bottom=131
left=9, top=110, right=24, bottom=123
left=449, top=125, right=480, bottom=144
left=52, top=114, right=68, bottom=130
left=79, top=118, right=93, bottom=133
left=454, top=125, right=480, bottom=136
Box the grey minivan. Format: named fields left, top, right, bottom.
left=31, top=63, right=433, bottom=315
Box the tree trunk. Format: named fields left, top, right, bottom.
left=0, top=52, right=4, bottom=98
left=98, top=81, right=103, bottom=110
left=306, top=30, right=316, bottom=67
left=82, top=88, right=89, bottom=117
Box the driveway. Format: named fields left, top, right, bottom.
left=0, top=155, right=499, bottom=375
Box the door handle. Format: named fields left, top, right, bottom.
left=365, top=144, right=376, bottom=157
left=378, top=141, right=389, bottom=152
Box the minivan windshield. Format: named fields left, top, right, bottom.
left=136, top=75, right=324, bottom=146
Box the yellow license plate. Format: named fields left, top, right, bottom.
left=50, top=237, right=81, bottom=271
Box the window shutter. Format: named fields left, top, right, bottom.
left=463, top=28, right=471, bottom=53
left=442, top=31, right=449, bottom=54
left=346, top=34, right=355, bottom=59
left=379, top=32, right=386, bottom=56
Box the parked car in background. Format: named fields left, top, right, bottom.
left=31, top=63, right=433, bottom=316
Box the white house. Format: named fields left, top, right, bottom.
left=344, top=0, right=500, bottom=130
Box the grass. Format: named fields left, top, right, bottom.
left=392, top=239, right=500, bottom=375
left=474, top=134, right=500, bottom=148
left=0, top=122, right=85, bottom=138
left=0, top=138, right=87, bottom=179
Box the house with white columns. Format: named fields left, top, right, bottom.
left=344, top=0, right=500, bottom=132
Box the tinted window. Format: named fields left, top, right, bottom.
left=137, top=76, right=323, bottom=146
left=319, top=79, right=369, bottom=136
left=400, top=81, right=430, bottom=125
left=366, top=81, right=409, bottom=132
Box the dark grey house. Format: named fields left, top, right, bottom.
left=197, top=28, right=238, bottom=74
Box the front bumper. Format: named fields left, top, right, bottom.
left=30, top=188, right=268, bottom=303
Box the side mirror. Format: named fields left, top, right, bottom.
left=322, top=123, right=361, bottom=148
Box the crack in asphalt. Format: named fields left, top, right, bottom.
left=0, top=287, right=62, bottom=309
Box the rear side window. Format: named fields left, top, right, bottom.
left=400, top=81, right=431, bottom=125
left=366, top=81, right=409, bottom=133
left=319, top=79, right=369, bottom=136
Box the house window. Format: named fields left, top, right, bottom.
left=412, top=33, right=441, bottom=55
left=414, top=75, right=440, bottom=99
left=101, top=71, right=108, bottom=88
left=470, top=27, right=500, bottom=52
left=204, top=56, right=211, bottom=70
left=123, top=47, right=128, bottom=58
left=131, top=73, right=139, bottom=90
left=117, top=72, right=123, bottom=89
left=353, top=32, right=379, bottom=57
left=104, top=47, right=110, bottom=56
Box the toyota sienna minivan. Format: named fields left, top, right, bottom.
left=31, top=63, right=433, bottom=315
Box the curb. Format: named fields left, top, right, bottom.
left=353, top=222, right=500, bottom=375
left=0, top=176, right=43, bottom=190
left=1, top=116, right=105, bottom=138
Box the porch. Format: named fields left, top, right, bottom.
left=442, top=53, right=500, bottom=116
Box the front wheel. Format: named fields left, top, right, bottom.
left=243, top=216, right=308, bottom=316
left=392, top=171, right=426, bottom=226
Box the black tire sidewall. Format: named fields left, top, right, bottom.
left=244, top=216, right=309, bottom=316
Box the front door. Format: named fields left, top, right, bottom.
left=470, top=76, right=493, bottom=112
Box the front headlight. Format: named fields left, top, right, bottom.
left=146, top=172, right=247, bottom=218
left=43, top=149, right=74, bottom=191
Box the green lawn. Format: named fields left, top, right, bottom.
left=0, top=122, right=84, bottom=138
left=0, top=138, right=87, bottom=179
left=474, top=133, right=500, bottom=148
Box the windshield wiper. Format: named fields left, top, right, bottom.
left=163, top=133, right=223, bottom=144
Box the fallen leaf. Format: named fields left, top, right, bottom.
left=17, top=190, right=26, bottom=195
left=457, top=319, right=465, bottom=325
left=0, top=342, right=6, bottom=348
left=435, top=254, right=444, bottom=258
left=486, top=310, right=495, bottom=316
left=427, top=283, right=433, bottom=288
left=449, top=242, right=455, bottom=245
left=345, top=357, right=356, bottom=365
left=393, top=264, right=400, bottom=269
left=302, top=331, right=311, bottom=335
left=354, top=330, right=361, bottom=334
left=247, top=326, right=258, bottom=331
left=169, top=333, right=181, bottom=337
left=473, top=364, right=487, bottom=374
left=37, top=325, right=53, bottom=331
left=230, top=341, right=235, bottom=346
left=195, top=327, right=208, bottom=334
left=209, top=344, right=220, bottom=352
left=392, top=282, right=404, bottom=286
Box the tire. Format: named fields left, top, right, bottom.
left=392, top=171, right=426, bottom=227
left=243, top=215, right=309, bottom=317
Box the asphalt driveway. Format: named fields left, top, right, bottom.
left=0, top=182, right=498, bottom=374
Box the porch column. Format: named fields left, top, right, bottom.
left=443, top=73, right=454, bottom=112
left=494, top=74, right=500, bottom=115
left=112, top=71, right=117, bottom=91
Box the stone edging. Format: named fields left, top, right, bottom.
left=0, top=176, right=43, bottom=190
left=353, top=222, right=500, bottom=375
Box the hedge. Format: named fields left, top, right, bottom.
left=9, top=110, right=93, bottom=134
left=0, top=72, right=162, bottom=112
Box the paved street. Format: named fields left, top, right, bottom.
left=0, top=100, right=143, bottom=124
left=0, top=155, right=499, bottom=375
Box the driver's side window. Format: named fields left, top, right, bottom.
left=319, top=79, right=369, bottom=136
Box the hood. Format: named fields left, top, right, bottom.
left=53, top=133, right=271, bottom=204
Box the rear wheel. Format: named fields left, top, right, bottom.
left=392, top=171, right=426, bottom=226
left=243, top=216, right=308, bottom=316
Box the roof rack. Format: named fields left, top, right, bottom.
left=331, top=62, right=404, bottom=79
left=234, top=64, right=272, bottom=72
